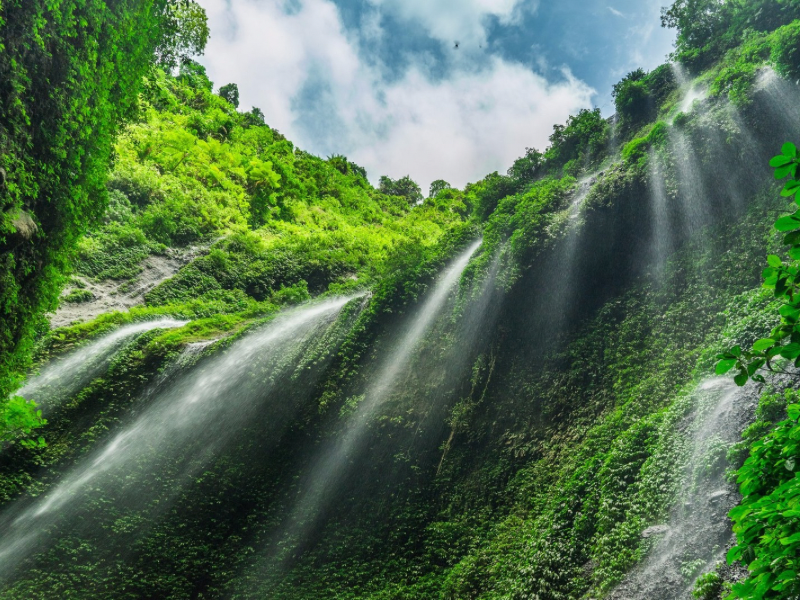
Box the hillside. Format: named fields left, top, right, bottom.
left=2, top=1, right=800, bottom=599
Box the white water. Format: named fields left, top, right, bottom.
left=17, top=318, right=188, bottom=410
left=666, top=127, right=713, bottom=236
left=647, top=150, right=674, bottom=276
left=609, top=378, right=758, bottom=600
left=671, top=63, right=708, bottom=120
left=264, top=240, right=482, bottom=561
left=0, top=297, right=358, bottom=579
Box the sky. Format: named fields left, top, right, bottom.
left=197, top=0, right=676, bottom=193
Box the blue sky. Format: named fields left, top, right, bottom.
left=198, top=0, right=675, bottom=192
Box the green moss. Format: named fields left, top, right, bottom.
left=62, top=289, right=94, bottom=304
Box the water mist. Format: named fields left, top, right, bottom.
left=609, top=379, right=759, bottom=600
left=256, top=240, right=483, bottom=569
left=16, top=318, right=188, bottom=412
left=0, top=297, right=359, bottom=583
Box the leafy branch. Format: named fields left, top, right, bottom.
left=716, top=142, right=800, bottom=385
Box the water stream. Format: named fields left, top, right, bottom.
left=16, top=318, right=188, bottom=411
left=258, top=240, right=482, bottom=566
left=0, top=297, right=360, bottom=583
left=608, top=378, right=760, bottom=600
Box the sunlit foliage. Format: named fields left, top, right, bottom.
left=0, top=0, right=207, bottom=440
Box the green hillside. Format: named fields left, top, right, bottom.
left=2, top=1, right=800, bottom=599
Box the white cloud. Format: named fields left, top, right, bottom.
left=199, top=0, right=594, bottom=191
left=607, top=6, right=625, bottom=18
left=366, top=0, right=533, bottom=47
left=346, top=62, right=594, bottom=190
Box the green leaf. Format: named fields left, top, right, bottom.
left=716, top=359, right=737, bottom=375
left=775, top=215, right=800, bottom=231
left=775, top=163, right=798, bottom=180
left=779, top=305, right=800, bottom=321
left=776, top=276, right=789, bottom=296
left=734, top=371, right=749, bottom=386
left=731, top=346, right=742, bottom=358
left=780, top=532, right=800, bottom=545
left=781, top=180, right=800, bottom=196
left=788, top=404, right=800, bottom=420
left=747, top=359, right=766, bottom=376
left=768, top=255, right=783, bottom=268
left=783, top=231, right=800, bottom=245
left=783, top=142, right=797, bottom=158
left=753, top=338, right=776, bottom=351
left=772, top=155, right=794, bottom=167
left=780, top=343, right=800, bottom=359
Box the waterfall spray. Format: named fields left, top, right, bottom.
left=16, top=318, right=188, bottom=411
left=608, top=378, right=759, bottom=600
left=259, top=240, right=482, bottom=566
left=0, top=297, right=359, bottom=582
left=670, top=63, right=708, bottom=120
left=648, top=149, right=675, bottom=276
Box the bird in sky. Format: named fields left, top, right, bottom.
left=454, top=41, right=459, bottom=49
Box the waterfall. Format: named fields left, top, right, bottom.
left=16, top=318, right=188, bottom=411
left=608, top=378, right=760, bottom=600
left=0, top=297, right=359, bottom=583
left=647, top=149, right=674, bottom=276
left=670, top=63, right=708, bottom=119
left=259, top=240, right=482, bottom=566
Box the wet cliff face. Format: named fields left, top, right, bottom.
left=1, top=65, right=799, bottom=598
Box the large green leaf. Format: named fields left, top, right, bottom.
left=771, top=155, right=794, bottom=168
left=774, top=215, right=800, bottom=231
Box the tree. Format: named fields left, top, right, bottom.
left=507, top=148, right=544, bottom=182
left=429, top=179, right=452, bottom=197
left=155, top=0, right=210, bottom=70
left=612, top=69, right=652, bottom=126
left=544, top=108, right=609, bottom=172
left=219, top=83, right=240, bottom=108
left=327, top=155, right=368, bottom=180
left=246, top=107, right=266, bottom=126
left=328, top=154, right=350, bottom=175
left=379, top=175, right=423, bottom=206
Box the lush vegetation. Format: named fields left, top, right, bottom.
left=0, top=0, right=208, bottom=442
left=727, top=391, right=800, bottom=599
left=2, top=0, right=800, bottom=598
left=708, top=144, right=800, bottom=599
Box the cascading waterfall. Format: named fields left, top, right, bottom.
left=256, top=240, right=482, bottom=568
left=647, top=149, right=675, bottom=276
left=16, top=318, right=188, bottom=412
left=665, top=127, right=714, bottom=237
left=671, top=63, right=708, bottom=119
left=608, top=378, right=760, bottom=600
left=755, top=68, right=800, bottom=126
left=0, top=297, right=360, bottom=584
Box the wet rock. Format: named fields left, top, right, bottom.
left=641, top=524, right=670, bottom=538
left=10, top=210, right=37, bottom=240
left=708, top=490, right=729, bottom=503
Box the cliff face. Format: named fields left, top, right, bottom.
left=2, top=13, right=800, bottom=600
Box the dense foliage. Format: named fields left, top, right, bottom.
left=3, top=1, right=800, bottom=598
left=0, top=0, right=207, bottom=442
left=663, top=0, right=800, bottom=69
left=67, top=64, right=466, bottom=314
left=727, top=391, right=800, bottom=599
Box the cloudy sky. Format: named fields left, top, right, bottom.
left=197, top=0, right=676, bottom=192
